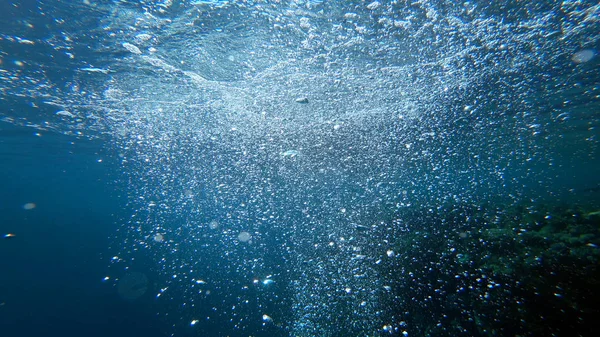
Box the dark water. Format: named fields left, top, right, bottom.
left=1, top=1, right=599, bottom=336
left=0, top=123, right=167, bottom=336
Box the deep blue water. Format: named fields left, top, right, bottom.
left=0, top=123, right=168, bottom=337
left=1, top=1, right=599, bottom=336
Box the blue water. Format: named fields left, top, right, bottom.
left=0, top=123, right=166, bottom=336
left=1, top=1, right=599, bottom=336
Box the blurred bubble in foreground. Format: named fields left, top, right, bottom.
left=209, top=220, right=219, bottom=230
left=238, top=231, right=252, bottom=242
left=117, top=272, right=149, bottom=300
left=571, top=49, right=595, bottom=63
left=22, top=203, right=36, bottom=210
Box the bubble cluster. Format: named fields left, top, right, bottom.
left=1, top=0, right=598, bottom=336
left=97, top=1, right=599, bottom=335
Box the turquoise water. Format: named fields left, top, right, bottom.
left=1, top=1, right=599, bottom=336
